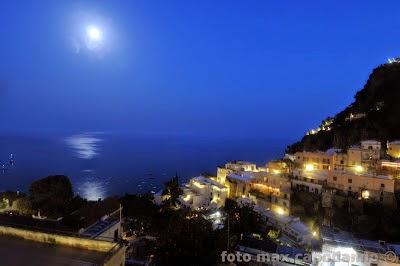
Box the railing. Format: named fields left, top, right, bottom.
left=291, top=175, right=325, bottom=185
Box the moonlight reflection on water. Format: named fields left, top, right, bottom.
left=65, top=133, right=103, bottom=159
left=0, top=133, right=286, bottom=198
left=76, top=176, right=107, bottom=201
left=65, top=132, right=108, bottom=200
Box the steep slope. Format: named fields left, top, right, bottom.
left=287, top=60, right=400, bottom=153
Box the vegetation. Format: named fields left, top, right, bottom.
left=330, top=199, right=400, bottom=241
left=161, top=174, right=182, bottom=207
left=29, top=175, right=74, bottom=217
left=120, top=193, right=229, bottom=264
left=120, top=193, right=158, bottom=235
left=118, top=181, right=268, bottom=263
left=12, top=198, right=33, bottom=215
left=0, top=191, right=25, bottom=207
left=223, top=198, right=264, bottom=250
left=290, top=191, right=323, bottom=226
left=153, top=210, right=224, bottom=265
left=0, top=198, right=7, bottom=210
left=287, top=61, right=400, bottom=152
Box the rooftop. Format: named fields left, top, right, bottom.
left=227, top=172, right=254, bottom=182
left=331, top=169, right=394, bottom=180
left=253, top=205, right=310, bottom=235
left=295, top=169, right=328, bottom=181
left=321, top=226, right=399, bottom=255
left=348, top=145, right=362, bottom=150
left=0, top=235, right=109, bottom=266
left=237, top=235, right=277, bottom=253
left=325, top=148, right=342, bottom=155
left=81, top=214, right=119, bottom=240
left=361, top=140, right=381, bottom=144
left=227, top=160, right=255, bottom=165
left=193, top=175, right=226, bottom=189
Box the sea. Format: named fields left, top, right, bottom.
left=0, top=132, right=290, bottom=200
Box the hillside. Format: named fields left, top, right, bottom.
left=287, top=60, right=400, bottom=153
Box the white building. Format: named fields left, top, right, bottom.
left=217, top=161, right=259, bottom=184
left=253, top=205, right=314, bottom=246
left=348, top=140, right=381, bottom=169
left=314, top=226, right=400, bottom=266
left=226, top=172, right=255, bottom=198
left=225, top=161, right=257, bottom=172
left=292, top=168, right=328, bottom=194
left=179, top=176, right=228, bottom=210
left=249, top=171, right=292, bottom=215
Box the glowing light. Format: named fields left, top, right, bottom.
left=273, top=169, right=281, bottom=174
left=354, top=165, right=364, bottom=173
left=183, top=194, right=191, bottom=202
left=213, top=185, right=225, bottom=191
left=209, top=211, right=221, bottom=219
left=305, top=164, right=314, bottom=171
left=84, top=25, right=105, bottom=51
left=361, top=190, right=370, bottom=199
left=275, top=207, right=285, bottom=216
left=312, top=231, right=317, bottom=238
left=212, top=195, right=221, bottom=204
left=192, top=181, right=205, bottom=189
left=87, top=25, right=102, bottom=41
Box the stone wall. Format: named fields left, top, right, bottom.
left=0, top=225, right=116, bottom=252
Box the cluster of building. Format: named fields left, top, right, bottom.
left=172, top=160, right=291, bottom=217
left=292, top=140, right=400, bottom=207
left=175, top=139, right=400, bottom=217
left=163, top=139, right=400, bottom=250
left=234, top=226, right=400, bottom=266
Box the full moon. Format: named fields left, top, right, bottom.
left=87, top=25, right=102, bottom=41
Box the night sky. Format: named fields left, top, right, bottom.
left=1, top=1, right=399, bottom=139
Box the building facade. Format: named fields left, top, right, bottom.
left=327, top=170, right=399, bottom=206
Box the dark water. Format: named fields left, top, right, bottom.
left=0, top=133, right=290, bottom=200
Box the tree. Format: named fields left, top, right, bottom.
left=120, top=193, right=158, bottom=235
left=13, top=198, right=32, bottom=215
left=0, top=191, right=24, bottom=207
left=153, top=210, right=221, bottom=265
left=29, top=175, right=73, bottom=217
left=0, top=198, right=7, bottom=210
left=162, top=173, right=182, bottom=207
left=224, top=199, right=264, bottom=237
